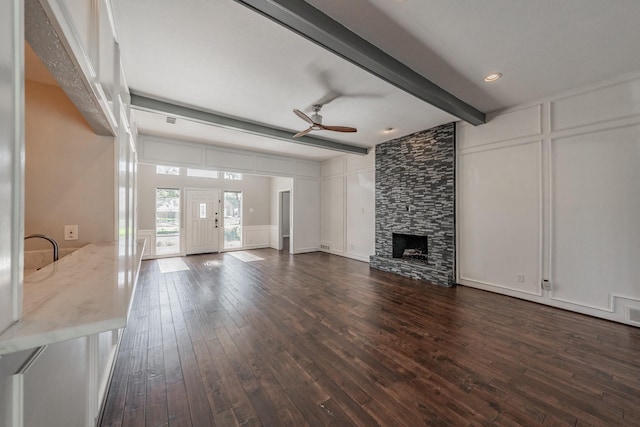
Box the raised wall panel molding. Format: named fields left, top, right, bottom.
left=321, top=157, right=345, bottom=178
left=549, top=124, right=640, bottom=314
left=551, top=76, right=640, bottom=132
left=458, top=135, right=545, bottom=156
left=458, top=104, right=541, bottom=150
left=206, top=148, right=256, bottom=172
left=458, top=140, right=543, bottom=295
left=138, top=134, right=321, bottom=178
left=458, top=277, right=543, bottom=297
left=52, top=0, right=98, bottom=78
left=458, top=73, right=640, bottom=326
left=294, top=160, right=321, bottom=178
left=139, top=135, right=205, bottom=167
left=256, top=155, right=295, bottom=176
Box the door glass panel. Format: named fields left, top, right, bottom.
left=156, top=188, right=180, bottom=255
left=223, top=191, right=242, bottom=249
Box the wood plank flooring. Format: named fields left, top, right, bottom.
left=100, top=249, right=640, bottom=426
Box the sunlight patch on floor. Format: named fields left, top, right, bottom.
left=227, top=251, right=264, bottom=263
left=157, top=257, right=190, bottom=273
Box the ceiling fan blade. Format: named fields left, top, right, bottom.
left=293, top=109, right=314, bottom=125
left=322, top=125, right=357, bottom=133
left=293, top=127, right=313, bottom=138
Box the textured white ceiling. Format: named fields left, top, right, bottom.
left=113, top=0, right=640, bottom=160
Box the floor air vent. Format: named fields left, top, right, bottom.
left=627, top=307, right=640, bottom=325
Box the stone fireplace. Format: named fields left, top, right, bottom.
left=370, top=123, right=456, bottom=287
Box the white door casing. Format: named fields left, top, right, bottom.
left=185, top=189, right=221, bottom=255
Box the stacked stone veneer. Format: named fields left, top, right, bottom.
left=370, top=123, right=456, bottom=287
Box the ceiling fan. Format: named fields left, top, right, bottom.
left=292, top=104, right=357, bottom=138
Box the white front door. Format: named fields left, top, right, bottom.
left=185, top=189, right=221, bottom=255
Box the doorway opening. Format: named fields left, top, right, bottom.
left=278, top=189, right=291, bottom=253
left=223, top=191, right=242, bottom=249
left=156, top=188, right=181, bottom=255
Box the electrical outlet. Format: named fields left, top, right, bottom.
left=542, top=280, right=552, bottom=291
left=517, top=274, right=525, bottom=283
left=65, top=225, right=78, bottom=241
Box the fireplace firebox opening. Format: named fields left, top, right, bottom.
left=392, top=233, right=428, bottom=260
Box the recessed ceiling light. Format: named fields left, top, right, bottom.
left=484, top=73, right=502, bottom=82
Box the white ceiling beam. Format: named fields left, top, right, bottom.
left=234, top=0, right=486, bottom=126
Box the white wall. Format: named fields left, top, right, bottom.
left=457, top=73, right=640, bottom=326
left=320, top=150, right=375, bottom=262
left=293, top=178, right=321, bottom=254
left=137, top=164, right=271, bottom=229
left=137, top=163, right=272, bottom=256
left=137, top=135, right=322, bottom=255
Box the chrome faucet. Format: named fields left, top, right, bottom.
left=24, top=234, right=59, bottom=262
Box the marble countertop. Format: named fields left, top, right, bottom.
left=0, top=241, right=144, bottom=355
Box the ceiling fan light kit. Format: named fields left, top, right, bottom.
left=292, top=104, right=357, bottom=138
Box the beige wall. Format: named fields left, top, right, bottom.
left=137, top=163, right=272, bottom=230
left=24, top=80, right=115, bottom=250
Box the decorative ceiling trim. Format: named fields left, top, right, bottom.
left=130, top=93, right=369, bottom=155
left=233, top=0, right=486, bottom=126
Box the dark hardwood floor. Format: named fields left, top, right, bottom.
left=100, top=249, right=640, bottom=426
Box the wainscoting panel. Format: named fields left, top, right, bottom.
left=458, top=105, right=541, bottom=149
left=243, top=226, right=270, bottom=249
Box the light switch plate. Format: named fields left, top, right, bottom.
left=64, top=225, right=78, bottom=241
